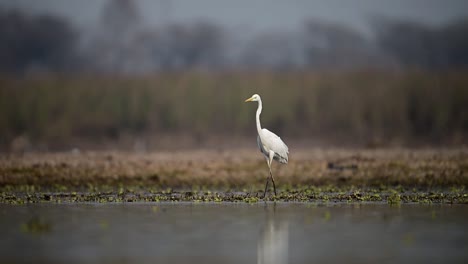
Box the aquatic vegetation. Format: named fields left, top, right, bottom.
left=20, top=217, right=51, bottom=235
left=323, top=211, right=331, bottom=222
left=1, top=185, right=467, bottom=204
left=388, top=190, right=402, bottom=205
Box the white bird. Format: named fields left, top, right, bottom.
left=245, top=94, right=289, bottom=197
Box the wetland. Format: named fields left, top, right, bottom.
left=1, top=148, right=467, bottom=263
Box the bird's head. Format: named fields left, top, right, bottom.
left=245, top=94, right=261, bottom=102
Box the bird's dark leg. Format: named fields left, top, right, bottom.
left=270, top=169, right=277, bottom=196
left=263, top=176, right=270, bottom=198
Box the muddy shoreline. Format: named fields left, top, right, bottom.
left=1, top=186, right=467, bottom=204
left=1, top=148, right=467, bottom=204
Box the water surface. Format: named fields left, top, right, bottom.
left=0, top=203, right=467, bottom=264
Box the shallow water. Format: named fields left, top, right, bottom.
left=0, top=203, right=467, bottom=264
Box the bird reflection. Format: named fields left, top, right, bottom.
left=257, top=204, right=289, bottom=264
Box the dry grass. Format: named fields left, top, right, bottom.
left=1, top=70, right=468, bottom=151
left=1, top=148, right=467, bottom=188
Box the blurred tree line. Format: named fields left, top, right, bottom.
left=1, top=71, right=467, bottom=151
left=0, top=9, right=77, bottom=73
left=1, top=0, right=468, bottom=73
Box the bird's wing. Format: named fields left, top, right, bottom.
left=257, top=135, right=268, bottom=157
left=260, top=128, right=289, bottom=163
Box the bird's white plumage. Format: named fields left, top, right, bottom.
left=246, top=94, right=289, bottom=165
left=257, top=129, right=289, bottom=164
left=245, top=93, right=289, bottom=196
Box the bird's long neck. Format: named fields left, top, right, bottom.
left=256, top=99, right=262, bottom=135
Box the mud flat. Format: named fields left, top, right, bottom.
left=1, top=148, right=467, bottom=204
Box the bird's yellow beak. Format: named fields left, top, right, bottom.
left=245, top=97, right=254, bottom=102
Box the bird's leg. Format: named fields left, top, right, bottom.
left=268, top=150, right=277, bottom=196
left=263, top=156, right=272, bottom=198
left=270, top=169, right=277, bottom=196
left=263, top=176, right=269, bottom=198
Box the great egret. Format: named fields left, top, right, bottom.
left=245, top=94, right=289, bottom=197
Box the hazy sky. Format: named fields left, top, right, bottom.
left=1, top=0, right=468, bottom=34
